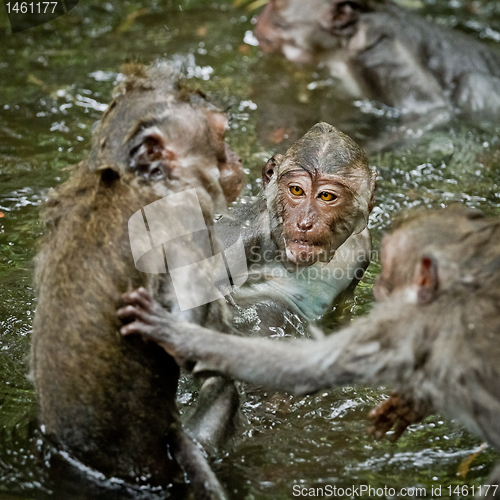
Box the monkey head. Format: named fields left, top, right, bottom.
left=255, top=0, right=342, bottom=64
left=89, top=63, right=243, bottom=220
left=263, top=122, right=375, bottom=267
left=254, top=0, right=383, bottom=64
left=374, top=206, right=495, bottom=305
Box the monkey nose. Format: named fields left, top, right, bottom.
left=297, top=220, right=313, bottom=232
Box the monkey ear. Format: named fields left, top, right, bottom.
left=132, top=130, right=166, bottom=164
left=415, top=255, right=439, bottom=305
left=326, top=1, right=364, bottom=37
left=205, top=110, right=229, bottom=159
left=262, top=154, right=284, bottom=188
left=129, top=128, right=177, bottom=181
left=206, top=111, right=228, bottom=140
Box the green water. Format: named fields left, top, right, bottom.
left=0, top=0, right=499, bottom=498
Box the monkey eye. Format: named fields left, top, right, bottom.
left=289, top=185, right=305, bottom=196
left=319, top=192, right=337, bottom=202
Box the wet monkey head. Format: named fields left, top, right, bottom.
left=263, top=122, right=375, bottom=266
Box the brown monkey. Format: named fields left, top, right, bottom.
left=255, top=0, right=500, bottom=122
left=215, top=122, right=376, bottom=325
left=31, top=63, right=244, bottom=499
left=119, top=206, right=500, bottom=496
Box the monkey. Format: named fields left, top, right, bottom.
left=214, top=122, right=376, bottom=330
left=31, top=62, right=245, bottom=499
left=254, top=0, right=500, bottom=127
left=118, top=206, right=500, bottom=497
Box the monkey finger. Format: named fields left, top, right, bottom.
left=135, top=287, right=154, bottom=305
left=121, top=291, right=135, bottom=303
left=117, top=305, right=153, bottom=324
left=121, top=287, right=153, bottom=308
left=117, top=304, right=138, bottom=320
left=120, top=321, right=155, bottom=338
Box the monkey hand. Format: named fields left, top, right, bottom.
left=367, top=393, right=427, bottom=441
left=118, top=287, right=192, bottom=366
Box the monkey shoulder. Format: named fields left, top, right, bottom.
left=215, top=196, right=270, bottom=254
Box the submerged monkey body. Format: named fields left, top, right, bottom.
left=331, top=2, right=500, bottom=116
left=32, top=64, right=244, bottom=498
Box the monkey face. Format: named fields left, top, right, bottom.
left=278, top=170, right=359, bottom=266
left=254, top=0, right=343, bottom=64
left=264, top=122, right=375, bottom=268
left=254, top=0, right=381, bottom=65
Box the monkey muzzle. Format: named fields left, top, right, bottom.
left=285, top=238, right=333, bottom=266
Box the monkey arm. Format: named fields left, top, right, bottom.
left=120, top=290, right=337, bottom=394
left=119, top=289, right=415, bottom=395
left=454, top=73, right=500, bottom=121
left=192, top=335, right=331, bottom=395
left=333, top=227, right=372, bottom=290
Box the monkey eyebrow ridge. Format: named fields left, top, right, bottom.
left=124, top=117, right=161, bottom=145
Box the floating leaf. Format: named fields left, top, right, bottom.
left=395, top=0, right=424, bottom=9
left=456, top=442, right=488, bottom=479
left=117, top=8, right=150, bottom=33
left=27, top=74, right=44, bottom=87
left=246, top=0, right=268, bottom=11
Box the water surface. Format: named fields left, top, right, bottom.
left=0, top=1, right=500, bottom=498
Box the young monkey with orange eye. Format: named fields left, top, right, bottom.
left=214, top=122, right=376, bottom=329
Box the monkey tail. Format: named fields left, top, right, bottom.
left=169, top=430, right=228, bottom=500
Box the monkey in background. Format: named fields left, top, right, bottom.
left=216, top=122, right=376, bottom=330
left=32, top=63, right=244, bottom=499
left=119, top=206, right=500, bottom=497
left=254, top=0, right=500, bottom=149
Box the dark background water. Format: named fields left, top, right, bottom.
left=0, top=1, right=500, bottom=498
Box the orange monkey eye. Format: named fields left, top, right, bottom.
left=289, top=186, right=304, bottom=196
left=319, top=192, right=337, bottom=202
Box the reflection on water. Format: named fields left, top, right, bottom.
left=0, top=0, right=499, bottom=498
